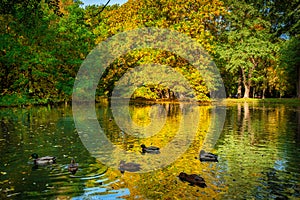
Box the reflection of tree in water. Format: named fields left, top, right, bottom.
left=0, top=105, right=118, bottom=199
left=1, top=103, right=299, bottom=199
left=265, top=105, right=298, bottom=199
left=97, top=102, right=186, bottom=151
left=217, top=103, right=300, bottom=199
left=259, top=168, right=300, bottom=199
left=0, top=117, right=15, bottom=141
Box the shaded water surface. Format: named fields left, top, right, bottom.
left=0, top=102, right=299, bottom=199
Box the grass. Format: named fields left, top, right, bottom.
left=1, top=93, right=300, bottom=107
left=224, top=98, right=300, bottom=105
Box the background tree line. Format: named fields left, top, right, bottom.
left=0, top=0, right=299, bottom=106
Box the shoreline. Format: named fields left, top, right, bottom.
left=1, top=97, right=300, bottom=108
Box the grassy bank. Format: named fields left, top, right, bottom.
left=0, top=94, right=68, bottom=107
left=1, top=94, right=300, bottom=107
left=224, top=98, right=300, bottom=105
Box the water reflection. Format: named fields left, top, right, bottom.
left=217, top=103, right=300, bottom=199
left=0, top=102, right=299, bottom=199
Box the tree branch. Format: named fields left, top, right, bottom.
left=94, top=0, right=111, bottom=17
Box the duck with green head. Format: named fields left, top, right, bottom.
left=141, top=144, right=160, bottom=154
left=199, top=150, right=218, bottom=162
left=31, top=153, right=56, bottom=165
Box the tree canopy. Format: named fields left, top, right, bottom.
left=0, top=0, right=299, bottom=106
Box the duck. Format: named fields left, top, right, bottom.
left=68, top=158, right=79, bottom=175
left=199, top=150, right=218, bottom=162
left=141, top=144, right=160, bottom=154
left=31, top=153, right=56, bottom=165
left=119, top=160, right=141, bottom=174
left=178, top=172, right=207, bottom=188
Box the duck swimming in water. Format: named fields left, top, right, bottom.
left=178, top=172, right=207, bottom=188
left=141, top=144, right=160, bottom=154
left=199, top=150, right=218, bottom=162
left=68, top=158, right=79, bottom=175
left=31, top=153, right=56, bottom=165
left=119, top=160, right=141, bottom=174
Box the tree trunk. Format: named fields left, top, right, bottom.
left=242, top=58, right=257, bottom=98
left=167, top=89, right=171, bottom=100
left=241, top=68, right=251, bottom=98
left=297, top=66, right=300, bottom=98
left=237, top=69, right=242, bottom=98
left=297, top=108, right=300, bottom=141
left=28, top=66, right=33, bottom=96
left=244, top=84, right=250, bottom=98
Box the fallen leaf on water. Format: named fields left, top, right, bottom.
left=7, top=192, right=20, bottom=198
left=4, top=186, right=14, bottom=192
left=0, top=180, right=9, bottom=184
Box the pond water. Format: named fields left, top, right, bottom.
left=0, top=102, right=299, bottom=199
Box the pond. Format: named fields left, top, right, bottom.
left=0, top=101, right=299, bottom=199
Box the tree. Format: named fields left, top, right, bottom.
left=259, top=0, right=300, bottom=37
left=0, top=0, right=95, bottom=105
left=216, top=0, right=278, bottom=98
left=280, top=37, right=300, bottom=97
left=53, top=1, right=95, bottom=101
left=250, top=0, right=300, bottom=97
left=94, top=0, right=226, bottom=100
left=0, top=0, right=59, bottom=100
